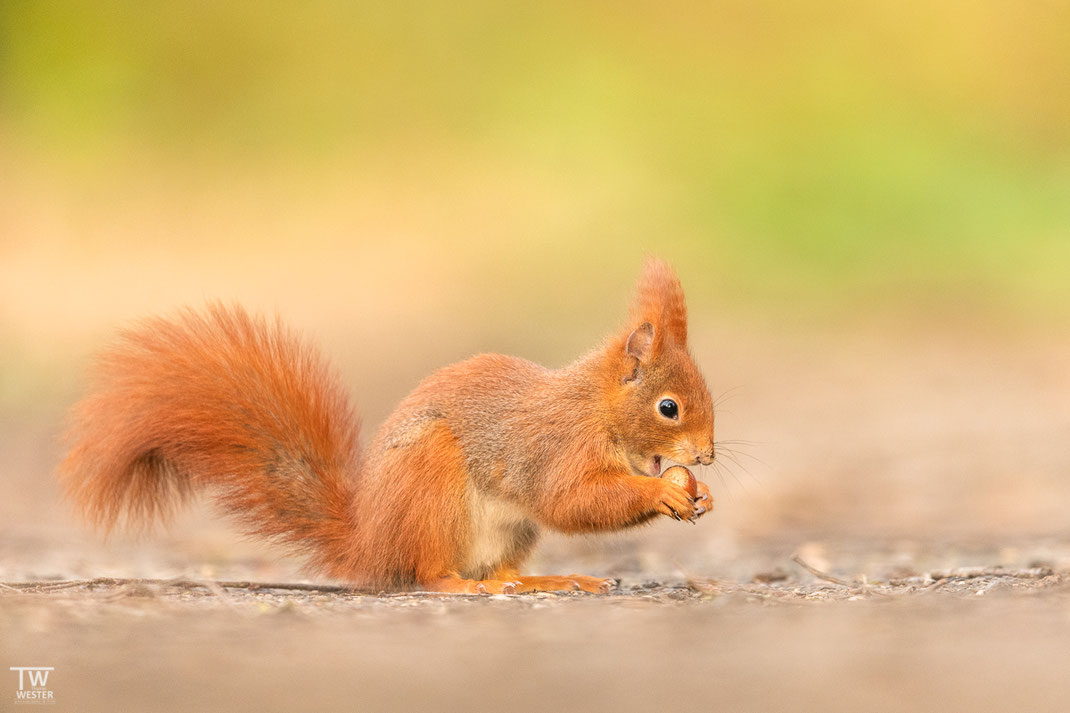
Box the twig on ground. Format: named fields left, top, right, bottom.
left=1, top=577, right=358, bottom=594
left=791, top=555, right=854, bottom=588
left=1, top=578, right=498, bottom=598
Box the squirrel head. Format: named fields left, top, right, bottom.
left=602, top=257, right=715, bottom=478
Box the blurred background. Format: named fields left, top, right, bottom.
left=3, top=3, right=1070, bottom=712
left=2, top=0, right=1069, bottom=577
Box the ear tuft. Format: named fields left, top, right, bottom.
left=629, top=257, right=687, bottom=346
left=625, top=322, right=655, bottom=363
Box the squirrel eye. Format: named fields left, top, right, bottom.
left=658, top=398, right=679, bottom=420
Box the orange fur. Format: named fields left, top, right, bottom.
left=58, top=305, right=361, bottom=579
left=59, top=259, right=716, bottom=592
left=630, top=256, right=688, bottom=347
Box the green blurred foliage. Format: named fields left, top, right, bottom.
left=2, top=0, right=1068, bottom=319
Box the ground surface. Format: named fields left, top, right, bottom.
left=2, top=564, right=1069, bottom=713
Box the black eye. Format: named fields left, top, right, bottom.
left=658, top=398, right=678, bottom=419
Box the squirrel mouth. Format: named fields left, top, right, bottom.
left=628, top=453, right=663, bottom=478
left=647, top=455, right=662, bottom=477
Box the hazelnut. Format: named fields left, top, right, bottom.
left=661, top=465, right=697, bottom=498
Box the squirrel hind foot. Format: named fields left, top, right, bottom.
left=509, top=575, right=617, bottom=594
left=421, top=576, right=521, bottom=595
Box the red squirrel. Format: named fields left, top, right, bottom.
left=59, top=258, right=716, bottom=594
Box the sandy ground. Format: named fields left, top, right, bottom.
left=2, top=325, right=1070, bottom=712
left=2, top=568, right=1069, bottom=713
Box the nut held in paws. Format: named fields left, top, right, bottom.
left=660, top=465, right=697, bottom=498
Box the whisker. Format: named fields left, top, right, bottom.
left=716, top=450, right=753, bottom=483
left=714, top=439, right=769, bottom=466
left=702, top=462, right=730, bottom=495
left=712, top=446, right=764, bottom=485
left=715, top=445, right=768, bottom=468
left=712, top=385, right=745, bottom=410
left=713, top=459, right=749, bottom=494
left=699, top=461, right=736, bottom=499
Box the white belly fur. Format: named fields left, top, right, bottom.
left=462, top=483, right=533, bottom=578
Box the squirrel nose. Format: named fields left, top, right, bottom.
left=697, top=452, right=713, bottom=466
left=694, top=441, right=715, bottom=466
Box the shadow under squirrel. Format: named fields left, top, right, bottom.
left=59, top=258, right=717, bottom=594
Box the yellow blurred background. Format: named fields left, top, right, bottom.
left=1, top=0, right=1069, bottom=567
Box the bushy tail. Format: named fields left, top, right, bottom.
left=59, top=303, right=362, bottom=579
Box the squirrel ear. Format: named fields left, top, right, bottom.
left=625, top=322, right=655, bottom=363
left=629, top=257, right=687, bottom=346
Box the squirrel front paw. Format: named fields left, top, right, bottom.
left=691, top=480, right=714, bottom=520
left=653, top=478, right=696, bottom=522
